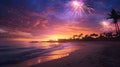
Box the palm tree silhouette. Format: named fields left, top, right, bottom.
left=78, top=33, right=83, bottom=39
left=90, top=33, right=98, bottom=38
left=73, top=35, right=78, bottom=39
left=107, top=9, right=120, bottom=35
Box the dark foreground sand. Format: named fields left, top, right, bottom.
left=31, top=42, right=120, bottom=67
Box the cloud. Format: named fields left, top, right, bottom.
left=0, top=30, right=33, bottom=39
left=0, top=29, right=8, bottom=33
left=10, top=31, right=33, bottom=37
left=0, top=0, right=120, bottom=41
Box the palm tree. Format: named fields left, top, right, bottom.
left=73, top=35, right=78, bottom=39
left=90, top=33, right=98, bottom=38
left=78, top=33, right=83, bottom=39
left=107, top=9, right=120, bottom=35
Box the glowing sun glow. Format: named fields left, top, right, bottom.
left=43, top=34, right=70, bottom=41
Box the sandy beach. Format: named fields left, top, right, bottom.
left=31, top=42, right=120, bottom=67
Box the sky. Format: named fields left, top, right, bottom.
left=0, top=0, right=120, bottom=41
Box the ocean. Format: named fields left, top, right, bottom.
left=0, top=40, right=80, bottom=67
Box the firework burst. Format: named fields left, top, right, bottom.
left=100, top=20, right=113, bottom=32
left=64, top=0, right=94, bottom=19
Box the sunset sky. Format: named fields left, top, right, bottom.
left=0, top=0, right=120, bottom=41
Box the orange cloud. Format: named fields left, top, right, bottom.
left=34, top=20, right=40, bottom=27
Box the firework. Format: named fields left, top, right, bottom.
left=102, top=21, right=110, bottom=27
left=100, top=20, right=113, bottom=32
left=64, top=0, right=94, bottom=19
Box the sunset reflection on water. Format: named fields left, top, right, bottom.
left=13, top=42, right=81, bottom=67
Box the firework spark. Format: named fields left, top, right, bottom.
left=100, top=20, right=113, bottom=32
left=64, top=0, right=94, bottom=19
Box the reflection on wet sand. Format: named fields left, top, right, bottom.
left=12, top=42, right=80, bottom=67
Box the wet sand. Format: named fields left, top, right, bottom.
left=31, top=42, right=120, bottom=67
